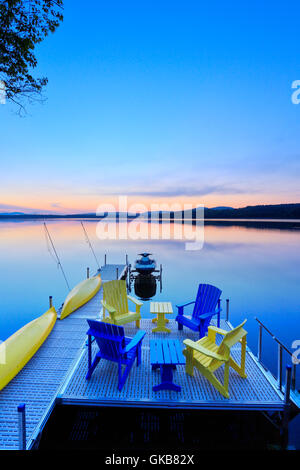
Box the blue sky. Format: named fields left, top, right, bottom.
left=1, top=1, right=300, bottom=213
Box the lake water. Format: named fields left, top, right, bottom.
left=1, top=218, right=299, bottom=447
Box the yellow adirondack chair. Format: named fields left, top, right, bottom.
left=101, top=280, right=142, bottom=328
left=183, top=320, right=247, bottom=398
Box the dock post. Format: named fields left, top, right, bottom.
left=18, top=404, right=26, bottom=450
left=258, top=324, right=262, bottom=363
left=116, top=267, right=119, bottom=279
left=292, top=363, right=297, bottom=390
left=281, top=365, right=292, bottom=449
left=278, top=343, right=283, bottom=391
left=217, top=299, right=221, bottom=327
left=128, top=264, right=131, bottom=292
left=87, top=267, right=90, bottom=279
left=104, top=254, right=107, bottom=266
left=88, top=335, right=92, bottom=370
left=284, top=365, right=292, bottom=405
left=226, top=299, right=229, bottom=322
left=49, top=296, right=53, bottom=308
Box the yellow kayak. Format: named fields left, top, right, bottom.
left=60, top=274, right=102, bottom=320
left=0, top=307, right=57, bottom=391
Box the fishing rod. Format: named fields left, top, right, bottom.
left=80, top=221, right=101, bottom=271
left=43, top=222, right=71, bottom=291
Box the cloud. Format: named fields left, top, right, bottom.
left=125, top=185, right=247, bottom=197
left=0, top=202, right=58, bottom=214
left=0, top=203, right=37, bottom=213
left=90, top=184, right=250, bottom=198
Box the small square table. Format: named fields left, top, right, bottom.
left=150, top=301, right=173, bottom=333
left=150, top=339, right=186, bottom=392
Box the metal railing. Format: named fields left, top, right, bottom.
left=225, top=299, right=229, bottom=321
left=255, top=317, right=298, bottom=392
left=18, top=404, right=26, bottom=450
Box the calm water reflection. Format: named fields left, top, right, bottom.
left=0, top=219, right=299, bottom=445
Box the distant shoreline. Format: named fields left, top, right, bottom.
left=1, top=203, right=300, bottom=220
left=1, top=216, right=300, bottom=222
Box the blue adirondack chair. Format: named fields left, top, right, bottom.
left=175, top=284, right=222, bottom=338
left=86, top=320, right=146, bottom=391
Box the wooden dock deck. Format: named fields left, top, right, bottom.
left=59, top=319, right=284, bottom=411
left=0, top=264, right=126, bottom=450
left=0, top=262, right=296, bottom=450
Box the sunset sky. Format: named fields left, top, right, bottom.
left=1, top=1, right=300, bottom=214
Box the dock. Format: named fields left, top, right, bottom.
left=0, top=262, right=298, bottom=450
left=60, top=318, right=285, bottom=411
left=0, top=264, right=126, bottom=450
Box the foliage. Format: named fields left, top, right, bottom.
left=0, top=0, right=63, bottom=113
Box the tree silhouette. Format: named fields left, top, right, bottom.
left=0, top=0, right=63, bottom=114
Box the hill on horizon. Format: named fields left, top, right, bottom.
left=1, top=203, right=300, bottom=219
